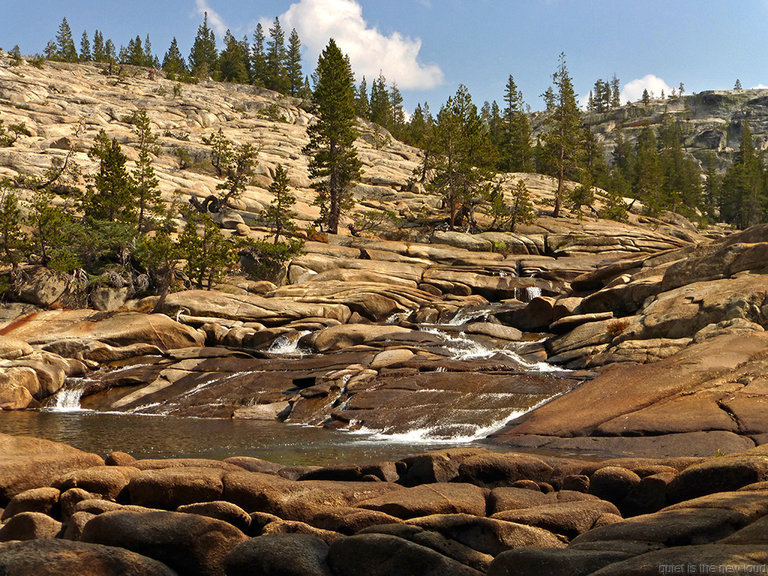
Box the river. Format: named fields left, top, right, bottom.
left=0, top=410, right=506, bottom=465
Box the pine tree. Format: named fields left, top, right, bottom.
left=92, top=30, right=105, bottom=62
left=125, top=36, right=144, bottom=66
left=264, top=164, right=297, bottom=242
left=189, top=12, right=218, bottom=79
left=0, top=183, right=25, bottom=269
left=369, top=73, right=392, bottom=128
left=216, top=143, right=258, bottom=205
left=105, top=39, right=117, bottom=66
left=735, top=79, right=743, bottom=90
left=407, top=102, right=432, bottom=148
left=251, top=23, right=268, bottom=86
left=286, top=29, right=303, bottom=97
left=85, top=130, right=136, bottom=224
left=25, top=187, right=69, bottom=268
left=356, top=77, right=370, bottom=118
left=162, top=37, right=187, bottom=78
left=426, top=85, right=496, bottom=229
left=143, top=34, right=154, bottom=68
left=641, top=88, right=651, bottom=105
left=500, top=75, right=532, bottom=172
left=633, top=127, right=664, bottom=215
left=219, top=30, right=249, bottom=83
left=721, top=121, right=766, bottom=228
left=266, top=17, right=289, bottom=93
left=55, top=18, right=78, bottom=62
left=543, top=53, right=582, bottom=217
left=303, top=39, right=362, bottom=234
left=128, top=110, right=162, bottom=234
left=179, top=210, right=234, bottom=289
left=44, top=41, right=58, bottom=60
left=610, top=74, right=621, bottom=108
left=488, top=179, right=534, bottom=231
left=79, top=31, right=91, bottom=62
left=390, top=82, right=406, bottom=138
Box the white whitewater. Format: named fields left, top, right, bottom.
left=525, top=286, right=543, bottom=300
left=267, top=331, right=311, bottom=355
left=421, top=327, right=565, bottom=373
left=349, top=396, right=558, bottom=444
left=44, top=379, right=92, bottom=413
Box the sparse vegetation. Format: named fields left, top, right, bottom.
left=607, top=318, right=631, bottom=338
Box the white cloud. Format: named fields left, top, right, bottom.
left=753, top=84, right=768, bottom=89
left=279, top=0, right=444, bottom=91
left=621, top=74, right=672, bottom=104
left=195, top=0, right=228, bottom=36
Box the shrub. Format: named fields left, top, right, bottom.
left=606, top=318, right=630, bottom=338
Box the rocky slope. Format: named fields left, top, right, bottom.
left=564, top=89, right=768, bottom=169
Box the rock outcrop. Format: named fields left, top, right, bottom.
left=0, top=434, right=767, bottom=576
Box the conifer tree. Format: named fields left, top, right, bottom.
left=25, top=187, right=69, bottom=268
left=216, top=143, right=258, bottom=205
left=500, top=75, right=532, bottom=172
left=105, top=39, right=117, bottom=66
left=55, top=18, right=78, bottom=62
left=610, top=74, right=621, bottom=108
left=356, top=77, right=370, bottom=118
left=143, top=34, right=154, bottom=67
left=44, top=41, right=58, bottom=60
left=162, top=38, right=187, bottom=78
left=85, top=130, right=136, bottom=224
left=125, top=36, right=144, bottom=66
left=80, top=31, right=91, bottom=62
left=303, top=39, right=362, bottom=234
left=251, top=23, right=268, bottom=86
left=543, top=53, right=582, bottom=217
left=266, top=17, right=289, bottom=93
left=369, top=73, right=391, bottom=128
left=189, top=12, right=218, bottom=79
left=219, top=30, right=249, bottom=83
left=128, top=110, right=162, bottom=234
left=179, top=210, right=234, bottom=289
left=721, top=122, right=766, bottom=228
left=390, top=82, right=406, bottom=137
left=264, top=164, right=297, bottom=243
left=92, top=30, right=105, bottom=62
left=426, top=85, right=496, bottom=229
left=407, top=102, right=432, bottom=147
left=0, top=183, right=25, bottom=269
left=286, top=29, right=304, bottom=97
left=633, top=127, right=663, bottom=215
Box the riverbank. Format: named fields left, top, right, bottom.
left=1, top=433, right=767, bottom=575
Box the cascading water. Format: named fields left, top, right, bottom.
left=421, top=327, right=563, bottom=372
left=44, top=379, right=92, bottom=413
left=525, top=286, right=543, bottom=300
left=267, top=331, right=311, bottom=355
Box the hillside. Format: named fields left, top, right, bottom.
left=536, top=89, right=768, bottom=170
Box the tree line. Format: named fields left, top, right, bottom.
left=40, top=15, right=309, bottom=97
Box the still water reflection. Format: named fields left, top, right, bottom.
left=0, top=411, right=502, bottom=465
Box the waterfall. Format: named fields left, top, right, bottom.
left=446, top=307, right=491, bottom=326
left=267, top=331, right=311, bottom=355
left=524, top=286, right=543, bottom=301
left=420, top=328, right=565, bottom=373
left=45, top=380, right=91, bottom=413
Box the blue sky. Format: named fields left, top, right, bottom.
left=3, top=0, right=767, bottom=112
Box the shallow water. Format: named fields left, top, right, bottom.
left=0, top=410, right=505, bottom=465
